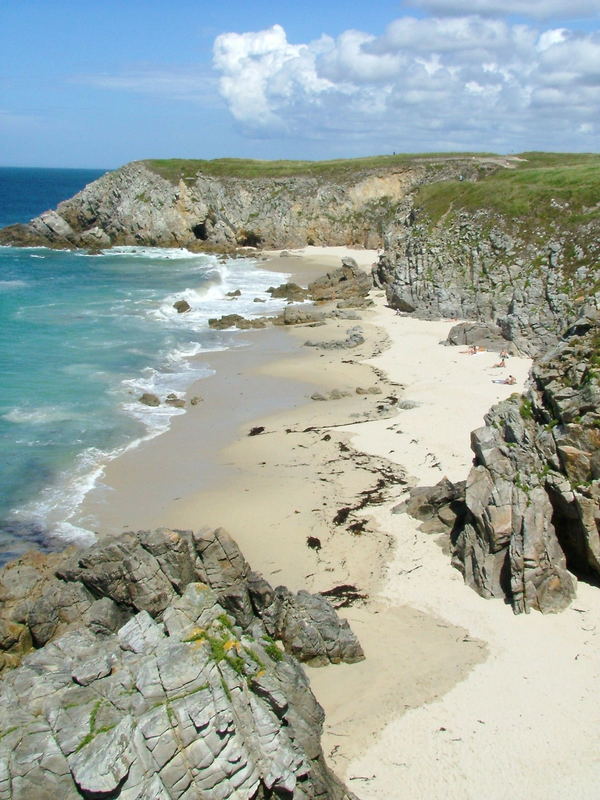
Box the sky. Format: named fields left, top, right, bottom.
left=1, top=0, right=599, bottom=167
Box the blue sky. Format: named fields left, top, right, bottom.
left=1, top=0, right=598, bottom=167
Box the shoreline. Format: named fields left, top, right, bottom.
left=65, top=245, right=600, bottom=797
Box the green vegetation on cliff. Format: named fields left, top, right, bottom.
left=143, top=152, right=493, bottom=182
left=415, top=152, right=600, bottom=225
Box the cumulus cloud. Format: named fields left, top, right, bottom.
left=409, top=1, right=600, bottom=19
left=212, top=18, right=600, bottom=152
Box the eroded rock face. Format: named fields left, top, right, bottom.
left=376, top=209, right=600, bottom=356
left=452, top=314, right=600, bottom=613
left=308, top=259, right=372, bottom=302
left=0, top=528, right=361, bottom=798
left=0, top=160, right=449, bottom=251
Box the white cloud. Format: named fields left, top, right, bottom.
left=212, top=19, right=600, bottom=152
left=213, top=25, right=333, bottom=128
left=409, top=1, right=600, bottom=19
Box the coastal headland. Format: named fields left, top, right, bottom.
left=1, top=153, right=599, bottom=798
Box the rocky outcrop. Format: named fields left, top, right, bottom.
left=0, top=528, right=361, bottom=798
left=395, top=477, right=466, bottom=537
left=208, top=314, right=268, bottom=330
left=452, top=314, right=600, bottom=613
left=0, top=157, right=495, bottom=251
left=376, top=207, right=600, bottom=356
left=444, top=321, right=512, bottom=352
left=308, top=258, right=373, bottom=302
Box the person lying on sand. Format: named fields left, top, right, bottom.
left=461, top=345, right=486, bottom=354
left=492, top=375, right=517, bottom=385
left=492, top=358, right=507, bottom=368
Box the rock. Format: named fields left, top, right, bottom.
left=0, top=529, right=360, bottom=798
left=138, top=392, right=160, bottom=407
left=226, top=289, right=241, bottom=297
left=445, top=321, right=510, bottom=351
left=308, top=262, right=372, bottom=301
left=305, top=326, right=365, bottom=350
left=208, top=314, right=267, bottom=330
left=172, top=299, right=191, bottom=313
left=385, top=284, right=416, bottom=313
left=190, top=395, right=203, bottom=405
left=267, top=588, right=365, bottom=666
left=282, top=305, right=326, bottom=325
left=374, top=204, right=600, bottom=357
left=165, top=393, right=185, bottom=408
left=267, top=283, right=309, bottom=301
left=394, top=478, right=466, bottom=537
left=79, top=226, right=111, bottom=248
left=452, top=316, right=600, bottom=613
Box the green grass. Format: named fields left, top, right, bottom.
left=142, top=152, right=495, bottom=183
left=415, top=152, right=600, bottom=224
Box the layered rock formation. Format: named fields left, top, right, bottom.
left=0, top=527, right=362, bottom=798
left=375, top=207, right=600, bottom=356
left=452, top=314, right=600, bottom=613
left=0, top=157, right=494, bottom=250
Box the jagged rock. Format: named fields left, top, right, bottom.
left=308, top=261, right=372, bottom=301
left=173, top=299, right=191, bottom=313
left=452, top=316, right=600, bottom=613
left=208, top=314, right=267, bottom=330
left=385, top=283, right=416, bottom=313
left=445, top=321, right=510, bottom=351
left=395, top=478, right=466, bottom=535
left=265, top=588, right=365, bottom=667
left=267, top=283, right=309, bottom=301
left=0, top=529, right=361, bottom=797
left=79, top=226, right=111, bottom=248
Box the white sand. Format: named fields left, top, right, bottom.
left=323, top=296, right=600, bottom=800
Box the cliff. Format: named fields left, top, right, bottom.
left=0, top=154, right=508, bottom=250
left=374, top=152, right=600, bottom=355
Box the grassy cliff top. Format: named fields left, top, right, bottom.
left=414, top=152, right=600, bottom=225
left=142, top=152, right=497, bottom=182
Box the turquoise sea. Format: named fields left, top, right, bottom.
left=0, top=168, right=290, bottom=562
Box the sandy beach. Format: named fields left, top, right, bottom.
left=77, top=246, right=600, bottom=799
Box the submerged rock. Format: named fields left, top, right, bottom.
left=138, top=392, right=160, bottom=407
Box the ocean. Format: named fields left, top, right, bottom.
left=0, top=167, right=291, bottom=562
